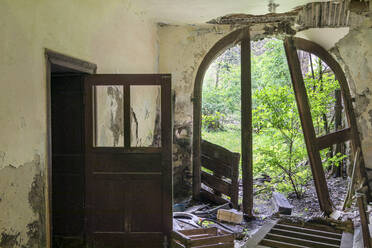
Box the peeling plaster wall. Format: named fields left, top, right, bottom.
left=0, top=0, right=159, bottom=246
left=158, top=24, right=234, bottom=198
left=332, top=13, right=372, bottom=184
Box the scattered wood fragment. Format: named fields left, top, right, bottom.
left=343, top=148, right=360, bottom=210
left=217, top=209, right=243, bottom=224
left=330, top=210, right=343, bottom=221
left=193, top=202, right=231, bottom=218
left=272, top=192, right=293, bottom=215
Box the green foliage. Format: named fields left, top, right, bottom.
left=324, top=152, right=347, bottom=169
left=202, top=111, right=226, bottom=131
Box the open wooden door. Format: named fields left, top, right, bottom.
left=84, top=74, right=172, bottom=248
left=284, top=37, right=369, bottom=215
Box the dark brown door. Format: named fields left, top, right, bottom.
left=84, top=74, right=172, bottom=248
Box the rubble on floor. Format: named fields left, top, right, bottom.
left=172, top=176, right=370, bottom=247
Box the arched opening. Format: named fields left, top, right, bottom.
left=193, top=29, right=369, bottom=217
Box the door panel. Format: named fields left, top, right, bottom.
left=130, top=178, right=163, bottom=232
left=84, top=74, right=172, bottom=248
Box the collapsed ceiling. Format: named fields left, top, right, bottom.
left=135, top=0, right=332, bottom=25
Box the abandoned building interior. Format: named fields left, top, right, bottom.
left=1, top=0, right=372, bottom=247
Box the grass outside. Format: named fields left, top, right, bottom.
left=202, top=124, right=274, bottom=178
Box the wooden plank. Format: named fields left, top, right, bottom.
left=274, top=224, right=342, bottom=239
left=270, top=228, right=341, bottom=245
left=340, top=232, right=354, bottom=248
left=201, top=140, right=237, bottom=166
left=245, top=220, right=278, bottom=247
left=260, top=238, right=308, bottom=248
left=201, top=155, right=232, bottom=178
left=171, top=239, right=186, bottom=248
left=201, top=171, right=231, bottom=196
left=357, top=193, right=372, bottom=248
left=316, top=127, right=352, bottom=150
left=241, top=31, right=253, bottom=218
left=190, top=234, right=234, bottom=246
left=277, top=220, right=343, bottom=234
left=200, top=189, right=229, bottom=205
left=230, top=153, right=240, bottom=209
left=181, top=228, right=217, bottom=236
left=265, top=233, right=339, bottom=248
left=272, top=192, right=293, bottom=215
left=284, top=37, right=333, bottom=215
left=172, top=231, right=192, bottom=246
left=194, top=243, right=234, bottom=248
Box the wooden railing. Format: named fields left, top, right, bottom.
left=200, top=140, right=240, bottom=209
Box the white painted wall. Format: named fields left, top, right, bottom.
left=0, top=0, right=159, bottom=246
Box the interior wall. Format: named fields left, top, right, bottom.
left=158, top=25, right=234, bottom=198
left=331, top=12, right=372, bottom=188
left=0, top=0, right=159, bottom=246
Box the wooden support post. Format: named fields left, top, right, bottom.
left=284, top=37, right=333, bottom=215
left=357, top=193, right=372, bottom=248
left=241, top=31, right=253, bottom=218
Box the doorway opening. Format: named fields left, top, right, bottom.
left=200, top=37, right=351, bottom=218
left=193, top=28, right=368, bottom=224
left=46, top=50, right=96, bottom=248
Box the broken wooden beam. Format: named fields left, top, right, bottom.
left=284, top=37, right=333, bottom=215
left=241, top=31, right=253, bottom=218
left=217, top=209, right=243, bottom=224
left=272, top=192, right=293, bottom=215
left=357, top=193, right=372, bottom=248
left=316, top=127, right=352, bottom=150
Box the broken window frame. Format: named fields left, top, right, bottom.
left=284, top=37, right=370, bottom=215
left=193, top=29, right=370, bottom=217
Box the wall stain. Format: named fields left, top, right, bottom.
left=355, top=88, right=371, bottom=116
left=107, top=86, right=124, bottom=147
left=0, top=232, right=20, bottom=248
left=27, top=155, right=45, bottom=248
left=0, top=151, right=5, bottom=168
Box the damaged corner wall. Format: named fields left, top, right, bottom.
left=331, top=10, right=372, bottom=190
left=158, top=22, right=293, bottom=199
left=158, top=24, right=235, bottom=198
left=0, top=0, right=159, bottom=247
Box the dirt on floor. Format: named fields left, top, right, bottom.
left=248, top=175, right=349, bottom=219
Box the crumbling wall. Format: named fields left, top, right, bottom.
left=0, top=0, right=159, bottom=246
left=332, top=11, right=372, bottom=188
left=158, top=25, right=234, bottom=198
